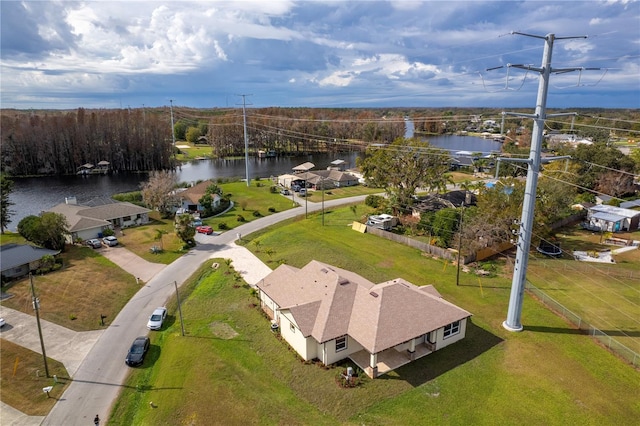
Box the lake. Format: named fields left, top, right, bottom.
left=6, top=134, right=501, bottom=231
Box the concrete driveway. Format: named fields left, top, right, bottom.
left=98, top=245, right=166, bottom=283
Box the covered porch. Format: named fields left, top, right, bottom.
left=348, top=341, right=435, bottom=378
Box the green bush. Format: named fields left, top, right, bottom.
left=252, top=211, right=262, bottom=217
left=218, top=222, right=228, bottom=230
left=236, top=215, right=246, bottom=223
left=365, top=194, right=385, bottom=209
left=268, top=207, right=276, bottom=213
left=270, top=186, right=279, bottom=193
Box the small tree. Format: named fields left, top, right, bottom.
left=175, top=213, right=196, bottom=248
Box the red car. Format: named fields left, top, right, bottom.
left=196, top=225, right=214, bottom=235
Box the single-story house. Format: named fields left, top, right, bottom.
left=0, top=244, right=60, bottom=280
left=172, top=180, right=222, bottom=213
left=585, top=204, right=640, bottom=232
left=256, top=260, right=471, bottom=378
left=48, top=197, right=151, bottom=243
left=277, top=174, right=305, bottom=189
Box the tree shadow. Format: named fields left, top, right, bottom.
left=382, top=319, right=503, bottom=388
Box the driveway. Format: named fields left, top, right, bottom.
left=98, top=246, right=166, bottom=283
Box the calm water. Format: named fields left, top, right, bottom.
left=6, top=134, right=502, bottom=231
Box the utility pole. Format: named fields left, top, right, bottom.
left=456, top=202, right=464, bottom=286
left=30, top=274, right=49, bottom=377
left=169, top=99, right=176, bottom=146
left=174, top=281, right=185, bottom=336
left=237, top=94, right=252, bottom=187
left=502, top=32, right=588, bottom=332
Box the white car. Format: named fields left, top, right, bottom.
left=147, top=307, right=167, bottom=330
left=0, top=317, right=5, bottom=328
left=102, top=236, right=118, bottom=247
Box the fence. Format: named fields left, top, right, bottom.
left=525, top=281, right=639, bottom=368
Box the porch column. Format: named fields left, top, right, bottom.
left=408, top=339, right=416, bottom=361
left=369, top=353, right=378, bottom=378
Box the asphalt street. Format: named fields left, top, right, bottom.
left=1, top=194, right=367, bottom=426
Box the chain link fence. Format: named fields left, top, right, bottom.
left=526, top=281, right=639, bottom=368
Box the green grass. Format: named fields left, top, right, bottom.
left=174, top=142, right=213, bottom=161
left=109, top=206, right=640, bottom=425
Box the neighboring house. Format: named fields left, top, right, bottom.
left=545, top=133, right=593, bottom=149
left=48, top=197, right=151, bottom=243
left=0, top=244, right=60, bottom=280
left=173, top=180, right=222, bottom=213
left=584, top=204, right=640, bottom=232
left=256, top=260, right=471, bottom=378
left=412, top=190, right=477, bottom=217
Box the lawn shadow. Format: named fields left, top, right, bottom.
left=383, top=320, right=503, bottom=388
left=525, top=324, right=640, bottom=337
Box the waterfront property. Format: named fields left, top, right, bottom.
left=172, top=180, right=222, bottom=213
left=48, top=197, right=151, bottom=242
left=256, top=260, right=471, bottom=378
left=0, top=244, right=60, bottom=280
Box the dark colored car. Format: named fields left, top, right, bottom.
left=125, top=336, right=150, bottom=366
left=196, top=225, right=214, bottom=235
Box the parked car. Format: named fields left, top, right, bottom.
left=0, top=317, right=5, bottom=328
left=86, top=239, right=102, bottom=249
left=280, top=188, right=290, bottom=195
left=196, top=225, right=214, bottom=235
left=125, top=336, right=150, bottom=366
left=192, top=219, right=203, bottom=227
left=102, top=236, right=118, bottom=247
left=299, top=188, right=307, bottom=197
left=147, top=307, right=167, bottom=330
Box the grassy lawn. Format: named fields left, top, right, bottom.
left=525, top=227, right=640, bottom=354
left=109, top=206, right=639, bottom=425
left=174, top=142, right=213, bottom=161
left=116, top=215, right=187, bottom=264
left=1, top=245, right=139, bottom=331
left=0, top=340, right=70, bottom=416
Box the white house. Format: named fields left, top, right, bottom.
left=256, top=260, right=471, bottom=378
left=585, top=204, right=640, bottom=232
left=173, top=180, right=222, bottom=213
left=48, top=197, right=151, bottom=242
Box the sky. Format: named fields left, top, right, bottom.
left=1, top=0, right=639, bottom=110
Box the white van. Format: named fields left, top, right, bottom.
left=299, top=188, right=307, bottom=197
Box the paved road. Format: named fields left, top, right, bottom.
left=34, top=195, right=367, bottom=425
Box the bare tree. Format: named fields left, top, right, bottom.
left=141, top=171, right=178, bottom=218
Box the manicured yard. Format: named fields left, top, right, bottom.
left=109, top=207, right=640, bottom=425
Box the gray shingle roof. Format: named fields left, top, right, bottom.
left=0, top=244, right=60, bottom=272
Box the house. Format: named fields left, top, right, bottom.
left=584, top=204, right=640, bottom=232
left=48, top=197, right=151, bottom=243
left=0, top=244, right=60, bottom=280
left=545, top=133, right=593, bottom=149
left=172, top=180, right=221, bottom=213
left=256, top=261, right=471, bottom=378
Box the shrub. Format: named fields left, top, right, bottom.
left=270, top=186, right=279, bottom=193
left=102, top=228, right=115, bottom=237
left=218, top=222, right=229, bottom=230
left=252, top=211, right=262, bottom=217
left=236, top=215, right=246, bottom=222
left=365, top=194, right=385, bottom=209
left=268, top=207, right=276, bottom=213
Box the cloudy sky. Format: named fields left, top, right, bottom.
left=1, top=0, right=639, bottom=110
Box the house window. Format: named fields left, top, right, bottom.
left=123, top=216, right=131, bottom=221
left=335, top=336, right=347, bottom=352
left=443, top=321, right=461, bottom=339
left=290, top=323, right=296, bottom=333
